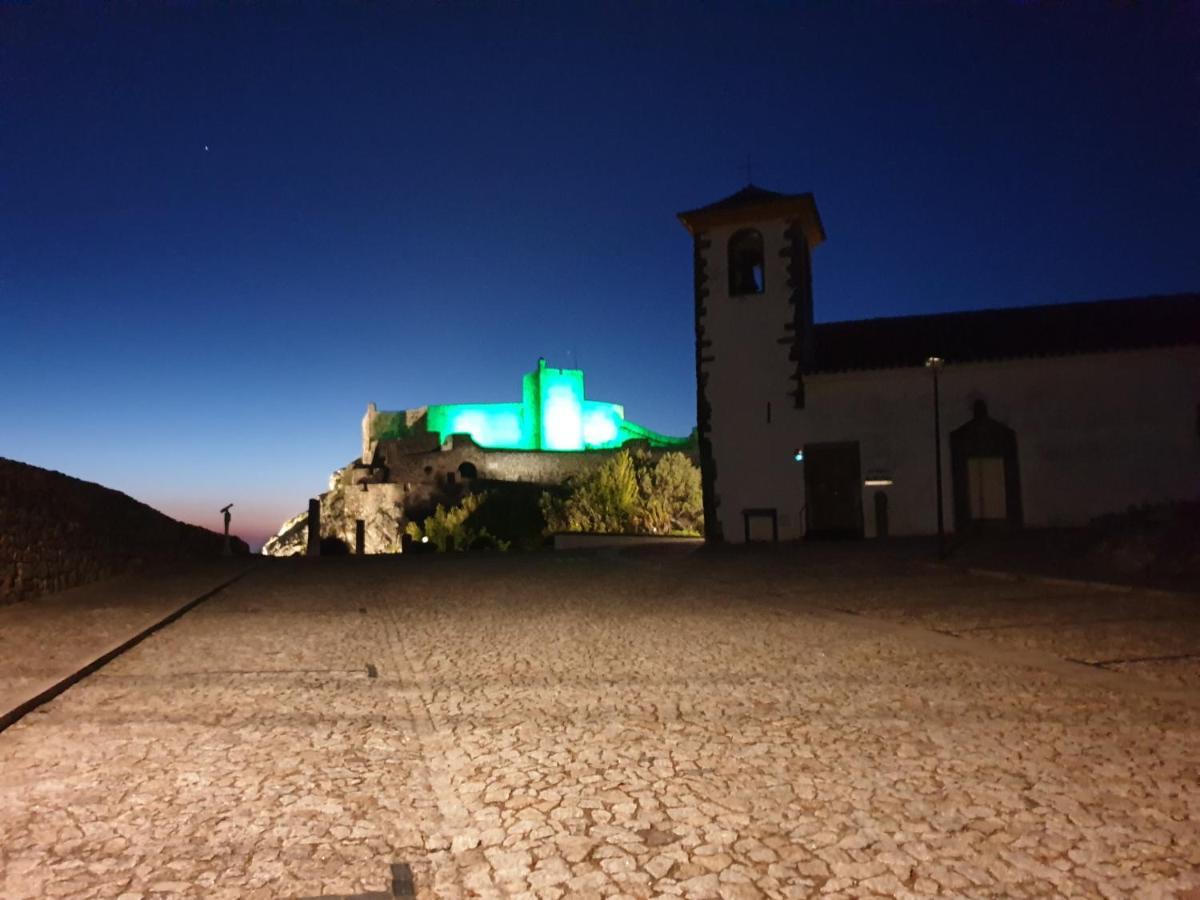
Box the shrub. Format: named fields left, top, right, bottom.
left=404, top=492, right=511, bottom=552
left=541, top=450, right=702, bottom=536
left=637, top=450, right=703, bottom=535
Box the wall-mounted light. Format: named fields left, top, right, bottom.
left=864, top=478, right=894, bottom=487
left=793, top=449, right=804, bottom=462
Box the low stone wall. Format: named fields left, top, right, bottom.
left=552, top=533, right=704, bottom=551
left=0, top=458, right=245, bottom=605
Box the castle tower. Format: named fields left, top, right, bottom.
left=677, top=186, right=826, bottom=542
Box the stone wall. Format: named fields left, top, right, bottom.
left=0, top=458, right=245, bottom=604
left=375, top=435, right=643, bottom=491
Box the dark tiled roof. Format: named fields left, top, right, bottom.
left=809, top=293, right=1200, bottom=373
left=677, top=184, right=788, bottom=216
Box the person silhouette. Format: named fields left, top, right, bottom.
left=220, top=504, right=233, bottom=556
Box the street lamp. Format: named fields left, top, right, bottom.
left=924, top=356, right=946, bottom=559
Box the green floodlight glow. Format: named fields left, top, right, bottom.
left=423, top=359, right=691, bottom=452
left=543, top=384, right=583, bottom=450
left=583, top=408, right=619, bottom=446
left=445, top=407, right=523, bottom=448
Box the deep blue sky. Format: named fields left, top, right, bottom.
left=3, top=2, right=1198, bottom=547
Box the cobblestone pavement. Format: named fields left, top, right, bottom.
left=1, top=549, right=1197, bottom=899
left=0, top=562, right=252, bottom=727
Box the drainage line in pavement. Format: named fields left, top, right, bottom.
left=0, top=568, right=253, bottom=735
left=95, top=667, right=369, bottom=679
left=1077, top=651, right=1200, bottom=668
left=953, top=613, right=1191, bottom=633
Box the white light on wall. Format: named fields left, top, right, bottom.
left=864, top=479, right=894, bottom=487
left=543, top=385, right=583, bottom=451
left=582, top=409, right=618, bottom=446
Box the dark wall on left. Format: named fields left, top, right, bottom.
left=0, top=458, right=247, bottom=605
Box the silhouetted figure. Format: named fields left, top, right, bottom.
left=220, top=503, right=233, bottom=556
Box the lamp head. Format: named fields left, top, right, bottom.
left=924, top=356, right=945, bottom=371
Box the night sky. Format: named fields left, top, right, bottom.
left=3, top=2, right=1198, bottom=549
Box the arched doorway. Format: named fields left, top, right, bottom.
left=950, top=400, right=1023, bottom=533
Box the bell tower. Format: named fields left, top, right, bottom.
left=677, top=185, right=825, bottom=542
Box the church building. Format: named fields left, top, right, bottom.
left=677, top=186, right=1199, bottom=542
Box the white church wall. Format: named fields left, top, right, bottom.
left=801, top=346, right=1200, bottom=537
left=798, top=367, right=933, bottom=539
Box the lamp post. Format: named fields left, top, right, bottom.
left=924, top=356, right=946, bottom=559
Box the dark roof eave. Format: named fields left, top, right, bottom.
left=804, top=293, right=1200, bottom=374
left=804, top=341, right=1198, bottom=376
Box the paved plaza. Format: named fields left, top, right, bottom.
left=1, top=547, right=1198, bottom=899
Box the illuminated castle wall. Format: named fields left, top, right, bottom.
left=364, top=358, right=689, bottom=462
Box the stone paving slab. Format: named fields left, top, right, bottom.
left=968, top=618, right=1200, bottom=664
left=1, top=549, right=1198, bottom=899
left=1104, top=658, right=1200, bottom=690
left=748, top=553, right=1200, bottom=692
left=0, top=562, right=254, bottom=732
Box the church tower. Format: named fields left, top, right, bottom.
left=677, top=186, right=825, bottom=542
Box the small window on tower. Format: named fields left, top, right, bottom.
left=728, top=228, right=765, bottom=296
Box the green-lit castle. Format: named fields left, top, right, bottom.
left=262, top=359, right=693, bottom=556
left=364, top=358, right=690, bottom=458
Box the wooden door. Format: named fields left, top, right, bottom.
left=804, top=442, right=863, bottom=539
left=967, top=457, right=1007, bottom=521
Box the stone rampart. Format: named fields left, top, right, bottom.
left=377, top=435, right=695, bottom=489
left=0, top=458, right=244, bottom=605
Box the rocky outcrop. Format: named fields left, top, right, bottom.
left=0, top=457, right=248, bottom=605
left=262, top=460, right=406, bottom=557
left=261, top=510, right=309, bottom=557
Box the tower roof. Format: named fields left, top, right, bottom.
left=677, top=184, right=825, bottom=246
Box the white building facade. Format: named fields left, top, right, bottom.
left=678, top=186, right=1199, bottom=542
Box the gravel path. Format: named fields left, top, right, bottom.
left=1, top=549, right=1197, bottom=898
